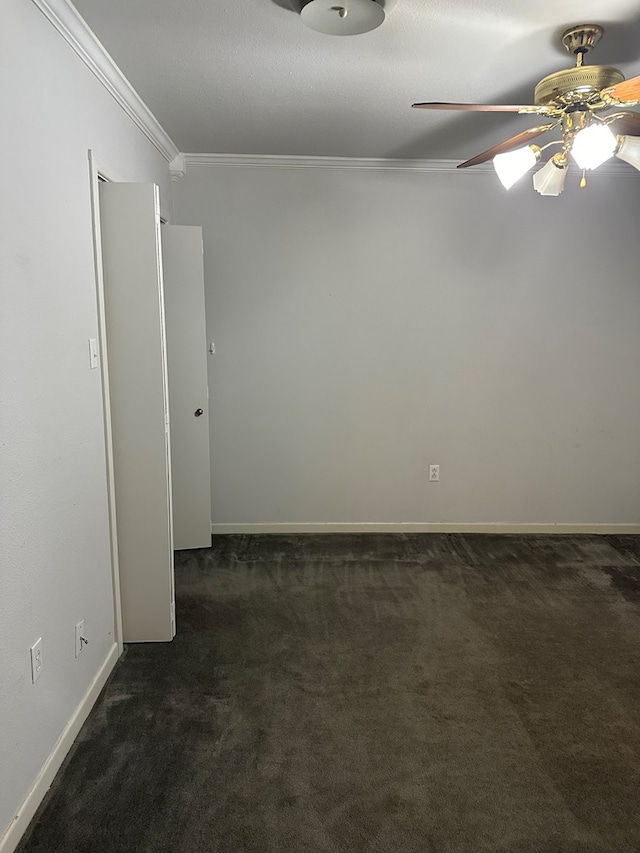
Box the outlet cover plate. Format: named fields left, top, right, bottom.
left=30, top=638, right=43, bottom=683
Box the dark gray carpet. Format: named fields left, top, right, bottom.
left=16, top=534, right=640, bottom=852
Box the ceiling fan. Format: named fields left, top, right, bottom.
left=412, top=25, right=640, bottom=195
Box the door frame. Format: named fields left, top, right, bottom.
left=87, top=149, right=125, bottom=654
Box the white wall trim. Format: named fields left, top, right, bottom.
left=169, top=154, right=187, bottom=181
left=30, top=0, right=179, bottom=163
left=88, top=150, right=124, bottom=656
left=184, top=154, right=481, bottom=172
left=211, top=522, right=640, bottom=535
left=0, top=644, right=119, bottom=853
left=183, top=153, right=638, bottom=177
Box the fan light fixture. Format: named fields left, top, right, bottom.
left=412, top=24, right=640, bottom=198
left=493, top=145, right=540, bottom=189
left=493, top=129, right=640, bottom=196
left=571, top=124, right=617, bottom=169
left=616, top=134, right=640, bottom=169
left=300, top=0, right=385, bottom=35
left=532, top=154, right=568, bottom=196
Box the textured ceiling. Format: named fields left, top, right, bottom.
left=71, top=0, right=640, bottom=160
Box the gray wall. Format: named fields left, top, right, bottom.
left=1, top=0, right=171, bottom=841
left=174, top=163, right=640, bottom=527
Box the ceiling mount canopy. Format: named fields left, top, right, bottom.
left=560, top=24, right=604, bottom=57
left=300, top=0, right=385, bottom=35
left=412, top=24, right=640, bottom=196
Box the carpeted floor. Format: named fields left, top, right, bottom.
left=16, top=534, right=640, bottom=852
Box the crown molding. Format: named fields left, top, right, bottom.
left=169, top=154, right=187, bottom=181
left=182, top=154, right=484, bottom=172
left=30, top=0, right=179, bottom=163
left=182, top=152, right=639, bottom=177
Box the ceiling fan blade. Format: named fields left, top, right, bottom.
left=457, top=123, right=559, bottom=169
left=608, top=111, right=640, bottom=136
left=602, top=75, right=640, bottom=104
left=412, top=102, right=538, bottom=113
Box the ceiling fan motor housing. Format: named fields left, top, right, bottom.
left=535, top=26, right=624, bottom=108
left=534, top=66, right=624, bottom=106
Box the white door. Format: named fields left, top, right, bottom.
left=99, top=182, right=175, bottom=643
left=162, top=226, right=212, bottom=549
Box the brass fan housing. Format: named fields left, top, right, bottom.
left=534, top=25, right=624, bottom=108
left=534, top=65, right=625, bottom=106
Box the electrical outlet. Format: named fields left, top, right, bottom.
left=75, top=621, right=85, bottom=657
left=30, top=638, right=43, bottom=683
left=429, top=464, right=440, bottom=482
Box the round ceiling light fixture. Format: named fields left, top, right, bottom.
left=300, top=0, right=385, bottom=35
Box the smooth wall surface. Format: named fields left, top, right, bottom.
left=1, top=0, right=171, bottom=841
left=174, top=163, right=640, bottom=525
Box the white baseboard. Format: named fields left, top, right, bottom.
left=0, top=643, right=120, bottom=853
left=211, top=522, right=640, bottom=535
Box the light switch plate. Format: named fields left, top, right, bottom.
left=89, top=338, right=99, bottom=370
left=75, top=620, right=85, bottom=657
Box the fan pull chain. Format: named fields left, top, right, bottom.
left=580, top=169, right=587, bottom=188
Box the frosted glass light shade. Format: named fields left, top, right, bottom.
left=300, top=0, right=385, bottom=35
left=533, top=157, right=567, bottom=196
left=493, top=146, right=539, bottom=189
left=615, top=135, right=640, bottom=171
left=571, top=124, right=617, bottom=169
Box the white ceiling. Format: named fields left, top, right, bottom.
left=71, top=0, right=640, bottom=160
